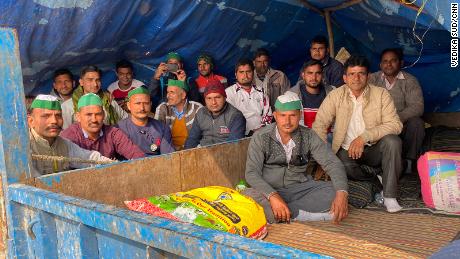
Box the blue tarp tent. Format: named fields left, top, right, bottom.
left=0, top=0, right=457, bottom=112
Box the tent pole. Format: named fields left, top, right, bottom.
left=299, top=0, right=324, bottom=16
left=324, top=10, right=334, bottom=58
left=324, top=0, right=363, bottom=12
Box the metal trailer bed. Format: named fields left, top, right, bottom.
left=0, top=27, right=323, bottom=258
left=1, top=27, right=459, bottom=259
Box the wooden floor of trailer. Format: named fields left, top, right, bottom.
left=30, top=139, right=460, bottom=258
left=264, top=208, right=460, bottom=259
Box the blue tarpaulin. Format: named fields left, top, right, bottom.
left=0, top=0, right=458, bottom=112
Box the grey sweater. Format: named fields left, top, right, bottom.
left=368, top=71, right=424, bottom=123
left=184, top=103, right=246, bottom=148
left=245, top=124, right=348, bottom=196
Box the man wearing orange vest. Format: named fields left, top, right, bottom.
left=154, top=79, right=203, bottom=150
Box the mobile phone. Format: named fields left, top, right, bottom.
left=166, top=63, right=179, bottom=73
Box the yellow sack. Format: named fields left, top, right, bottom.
left=125, top=186, right=268, bottom=239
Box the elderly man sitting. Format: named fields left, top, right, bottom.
left=243, top=92, right=349, bottom=224
left=61, top=93, right=145, bottom=160
left=28, top=95, right=112, bottom=175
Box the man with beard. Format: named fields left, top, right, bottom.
left=243, top=92, right=348, bottom=224
left=107, top=59, right=145, bottom=112
left=117, top=87, right=174, bottom=156
left=28, top=95, right=112, bottom=175
left=226, top=58, right=272, bottom=136
left=184, top=83, right=246, bottom=149
left=253, top=48, right=291, bottom=112
left=288, top=60, right=335, bottom=128
left=61, top=93, right=145, bottom=160
left=50, top=68, right=75, bottom=102
left=194, top=53, right=227, bottom=94
left=368, top=48, right=425, bottom=172
left=154, top=79, right=203, bottom=150
left=61, top=65, right=128, bottom=129
left=308, top=35, right=344, bottom=87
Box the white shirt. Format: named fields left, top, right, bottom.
left=341, top=89, right=366, bottom=150
left=225, top=83, right=272, bottom=135
left=275, top=126, right=296, bottom=163
left=382, top=71, right=405, bottom=90
left=61, top=98, right=128, bottom=129
left=107, top=79, right=144, bottom=94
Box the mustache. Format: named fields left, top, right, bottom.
left=88, top=122, right=102, bottom=127
left=46, top=125, right=62, bottom=131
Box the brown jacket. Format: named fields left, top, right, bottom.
left=254, top=68, right=291, bottom=112
left=368, top=71, right=424, bottom=123
left=312, top=84, right=403, bottom=153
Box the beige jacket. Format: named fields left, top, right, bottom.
left=312, top=84, right=403, bottom=153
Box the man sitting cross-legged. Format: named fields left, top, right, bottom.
left=243, top=92, right=348, bottom=224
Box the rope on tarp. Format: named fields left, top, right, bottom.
left=404, top=0, right=437, bottom=69
left=31, top=154, right=114, bottom=165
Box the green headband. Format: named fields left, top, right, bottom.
left=30, top=95, right=61, bottom=110
left=168, top=79, right=189, bottom=92
left=166, top=52, right=181, bottom=62
left=274, top=100, right=302, bottom=111
left=128, top=87, right=150, bottom=99
left=77, top=93, right=102, bottom=110
left=274, top=93, right=302, bottom=111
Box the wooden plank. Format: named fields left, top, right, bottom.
left=34, top=153, right=182, bottom=207
left=0, top=27, right=32, bottom=258
left=265, top=209, right=460, bottom=258
left=33, top=139, right=250, bottom=207
left=179, top=146, right=205, bottom=191
left=180, top=139, right=250, bottom=191
left=9, top=184, right=323, bottom=258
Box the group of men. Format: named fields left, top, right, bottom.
left=28, top=34, right=425, bottom=225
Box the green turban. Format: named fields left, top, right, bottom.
left=274, top=92, right=302, bottom=111
left=128, top=86, right=150, bottom=99
left=77, top=93, right=103, bottom=111
left=168, top=79, right=189, bottom=92
left=30, top=95, right=61, bottom=110
left=166, top=52, right=182, bottom=62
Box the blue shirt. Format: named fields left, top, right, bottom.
left=117, top=117, right=175, bottom=155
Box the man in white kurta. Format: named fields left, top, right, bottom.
left=225, top=58, right=272, bottom=136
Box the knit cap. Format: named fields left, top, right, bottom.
left=204, top=83, right=226, bottom=98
